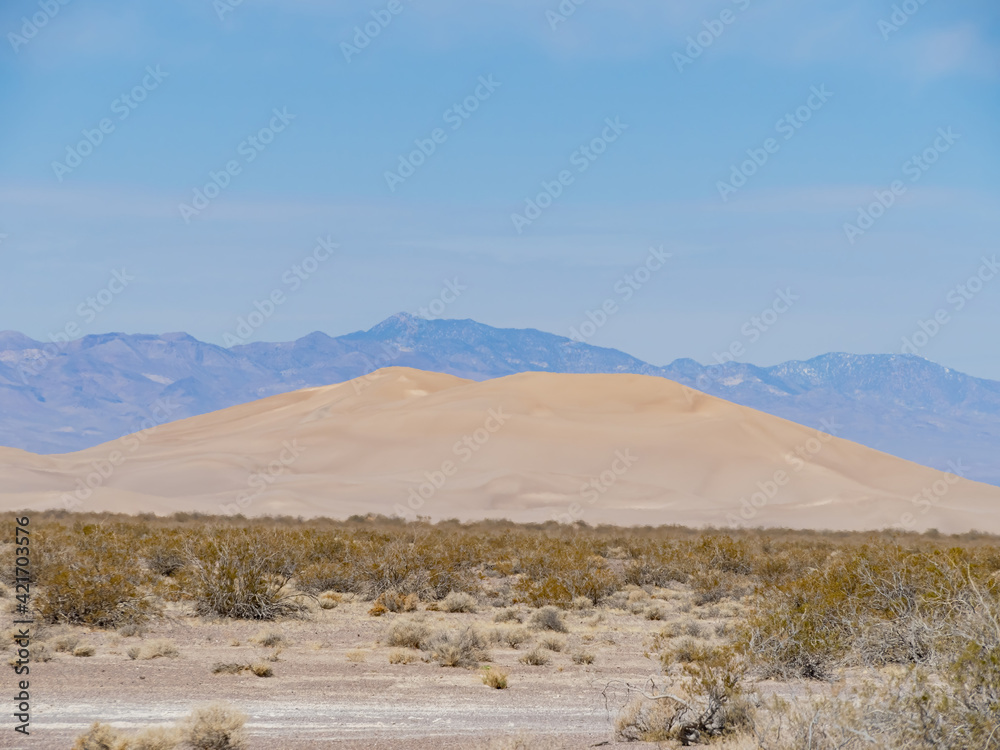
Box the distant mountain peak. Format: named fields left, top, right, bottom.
left=0, top=318, right=998, bottom=487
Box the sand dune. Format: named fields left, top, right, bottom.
left=1, top=367, right=997, bottom=533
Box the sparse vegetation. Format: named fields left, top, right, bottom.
left=571, top=650, right=595, bottom=665
left=488, top=625, right=531, bottom=649
left=127, top=638, right=179, bottom=660
left=519, top=647, right=550, bottom=666
left=73, top=722, right=126, bottom=750
left=73, top=703, right=247, bottom=750
left=528, top=606, right=567, bottom=633
left=493, top=607, right=523, bottom=623
left=21, top=512, right=1000, bottom=748
left=249, top=627, right=286, bottom=648
left=249, top=662, right=273, bottom=677
left=185, top=702, right=248, bottom=750
left=539, top=635, right=564, bottom=652
left=368, top=590, right=419, bottom=616
left=317, top=591, right=341, bottom=609
left=422, top=626, right=489, bottom=667
left=388, top=649, right=417, bottom=664
left=441, top=591, right=478, bottom=613
left=481, top=666, right=509, bottom=689
left=384, top=618, right=430, bottom=650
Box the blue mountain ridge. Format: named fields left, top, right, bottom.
left=1, top=313, right=998, bottom=486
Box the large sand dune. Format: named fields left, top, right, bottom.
left=1, top=367, right=997, bottom=532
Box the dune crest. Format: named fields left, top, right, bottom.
left=1, top=367, right=997, bottom=533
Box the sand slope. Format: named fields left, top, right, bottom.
left=1, top=367, right=997, bottom=532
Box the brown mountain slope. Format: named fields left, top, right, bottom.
left=1, top=367, right=997, bottom=532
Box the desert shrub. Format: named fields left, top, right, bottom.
left=73, top=644, right=96, bottom=657
left=691, top=570, right=749, bottom=606
left=36, top=524, right=154, bottom=628
left=645, top=605, right=667, bottom=620
left=249, top=662, right=273, bottom=677
left=572, top=650, right=595, bottom=665
left=613, top=647, right=751, bottom=745
left=368, top=590, right=418, bottom=616
left=737, top=544, right=965, bottom=679
left=421, top=626, right=489, bottom=667
left=384, top=618, right=430, bottom=649
left=388, top=649, right=416, bottom=664
left=528, top=606, right=567, bottom=632
left=442, top=591, right=478, bottom=613
left=184, top=703, right=248, bottom=750
left=250, top=628, right=286, bottom=648
left=519, top=647, right=549, bottom=666
left=754, top=664, right=1000, bottom=750
left=571, top=595, right=594, bottom=611
left=186, top=529, right=305, bottom=620
left=664, top=637, right=715, bottom=665
left=127, top=639, right=179, bottom=661
left=493, top=607, right=523, bottom=623
left=615, top=697, right=677, bottom=743
left=53, top=634, right=81, bottom=652
left=130, top=726, right=183, bottom=750
left=481, top=666, right=509, bottom=689
left=295, top=559, right=355, bottom=595
left=146, top=544, right=185, bottom=577
left=539, top=635, right=565, bottom=652
left=346, top=649, right=367, bottom=663
left=489, top=625, right=531, bottom=650
left=212, top=663, right=247, bottom=675
left=317, top=591, right=341, bottom=609
left=601, top=590, right=630, bottom=610
left=73, top=722, right=126, bottom=750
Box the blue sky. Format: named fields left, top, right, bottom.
left=1, top=0, right=998, bottom=376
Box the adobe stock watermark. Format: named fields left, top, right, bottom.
left=725, top=418, right=841, bottom=527
left=568, top=246, right=671, bottom=343
left=51, top=66, right=168, bottom=183
left=213, top=0, right=246, bottom=21
left=510, top=116, right=628, bottom=234
left=341, top=0, right=411, bottom=63
left=900, top=255, right=998, bottom=355
left=178, top=107, right=296, bottom=223
left=552, top=449, right=638, bottom=524
left=394, top=407, right=509, bottom=520
left=717, top=85, right=833, bottom=201
left=347, top=280, right=467, bottom=397
left=546, top=0, right=587, bottom=31
left=219, top=440, right=307, bottom=515
left=711, top=288, right=799, bottom=365
left=222, top=235, right=337, bottom=346
left=843, top=127, right=960, bottom=244
left=878, top=0, right=932, bottom=41
left=59, top=398, right=181, bottom=509
left=7, top=0, right=72, bottom=53
left=17, top=268, right=134, bottom=384
left=384, top=75, right=501, bottom=192
left=895, top=459, right=968, bottom=530
left=673, top=0, right=752, bottom=73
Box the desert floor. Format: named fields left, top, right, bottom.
left=9, top=587, right=808, bottom=749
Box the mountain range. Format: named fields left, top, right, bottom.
left=2, top=313, right=999, bottom=486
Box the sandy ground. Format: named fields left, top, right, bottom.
left=2, top=367, right=998, bottom=533
left=3, top=590, right=794, bottom=749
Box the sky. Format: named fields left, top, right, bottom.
left=1, top=0, right=998, bottom=377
